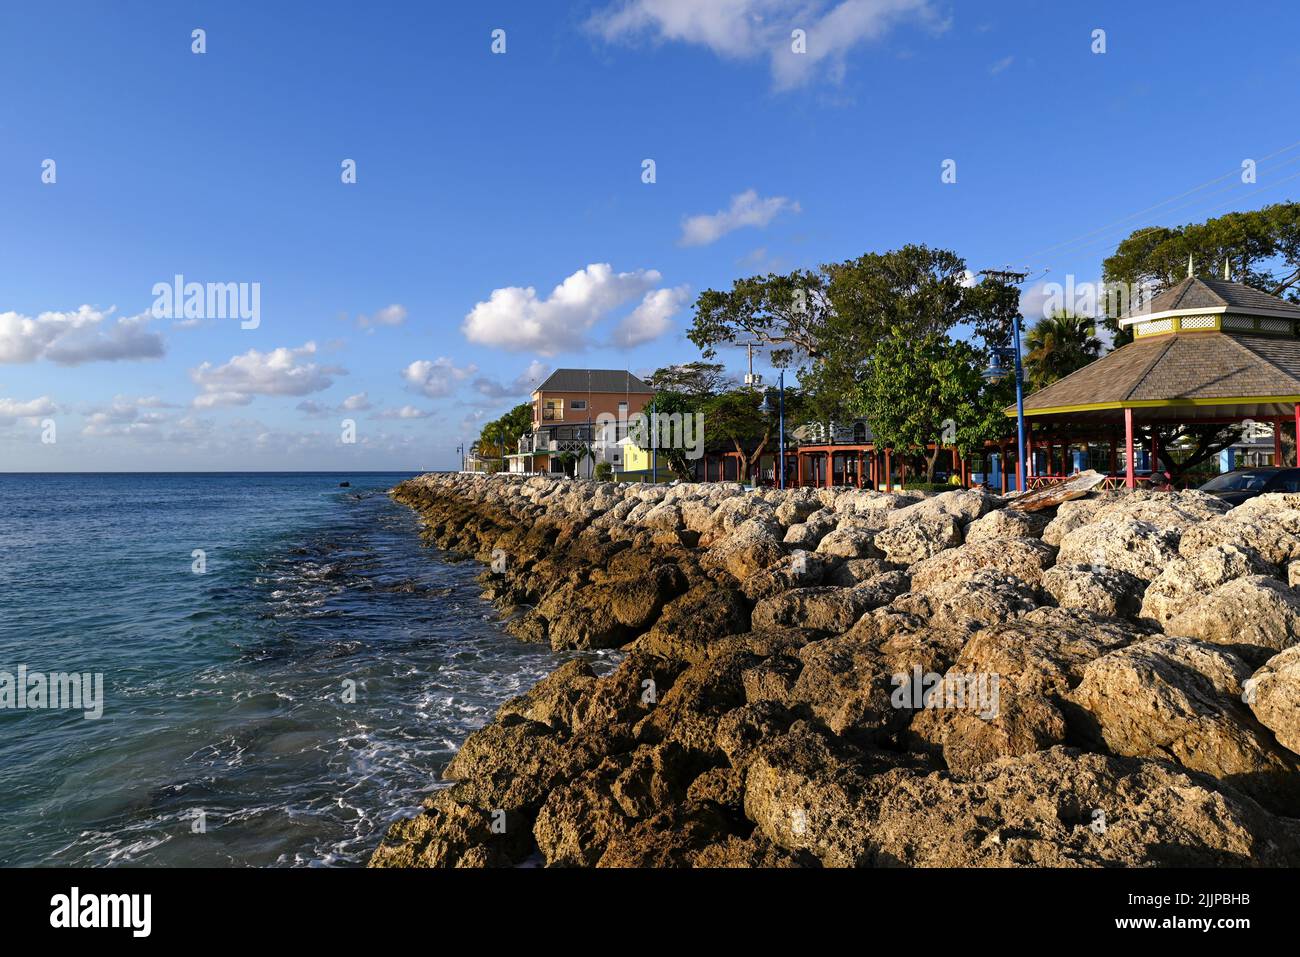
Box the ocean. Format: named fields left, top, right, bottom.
left=0, top=472, right=603, bottom=867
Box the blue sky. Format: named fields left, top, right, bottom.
left=3, top=0, right=1299, bottom=470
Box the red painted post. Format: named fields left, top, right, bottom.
left=1295, top=404, right=1300, bottom=466
left=1125, top=408, right=1136, bottom=489
left=884, top=449, right=892, bottom=493
left=825, top=452, right=833, bottom=489
left=1275, top=419, right=1284, bottom=467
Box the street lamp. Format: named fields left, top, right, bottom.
left=758, top=370, right=786, bottom=489
left=456, top=441, right=465, bottom=473
left=983, top=312, right=1027, bottom=493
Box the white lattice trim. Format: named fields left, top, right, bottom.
left=1136, top=318, right=1173, bottom=335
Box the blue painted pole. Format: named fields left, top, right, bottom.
left=1013, top=312, right=1027, bottom=493
left=778, top=371, right=786, bottom=490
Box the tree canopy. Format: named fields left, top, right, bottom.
left=688, top=245, right=1019, bottom=421
left=1023, top=312, right=1102, bottom=392
left=853, top=332, right=993, bottom=483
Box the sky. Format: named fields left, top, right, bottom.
left=3, top=0, right=1300, bottom=471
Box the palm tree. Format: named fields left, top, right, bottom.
left=1024, top=312, right=1102, bottom=391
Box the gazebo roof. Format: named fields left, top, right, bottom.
left=1011, top=278, right=1300, bottom=424
left=1120, top=276, right=1300, bottom=325
left=1015, top=332, right=1300, bottom=421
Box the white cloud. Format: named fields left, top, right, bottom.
left=357, top=304, right=408, bottom=330
left=0, top=306, right=164, bottom=365
left=588, top=0, right=940, bottom=89
left=679, top=190, right=800, bottom=247
left=461, top=263, right=662, bottom=354
left=473, top=360, right=552, bottom=399
left=402, top=357, right=478, bottom=398
left=190, top=342, right=341, bottom=408
left=79, top=395, right=174, bottom=435
left=989, top=55, right=1013, bottom=75
left=611, top=285, right=690, bottom=347
left=374, top=405, right=433, bottom=420
left=341, top=392, right=372, bottom=411
left=0, top=395, right=57, bottom=425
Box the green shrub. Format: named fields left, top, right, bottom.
left=594, top=461, right=613, bottom=481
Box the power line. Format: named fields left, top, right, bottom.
left=1016, top=137, right=1300, bottom=263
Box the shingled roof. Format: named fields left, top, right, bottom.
left=1122, top=276, right=1300, bottom=322
left=534, top=368, right=655, bottom=394
left=1014, top=331, right=1300, bottom=421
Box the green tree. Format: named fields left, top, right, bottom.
left=647, top=362, right=732, bottom=397
left=1024, top=312, right=1102, bottom=391
left=854, top=333, right=988, bottom=484
left=701, top=387, right=804, bottom=485
left=688, top=246, right=1018, bottom=420
left=477, top=402, right=533, bottom=471
left=642, top=390, right=705, bottom=482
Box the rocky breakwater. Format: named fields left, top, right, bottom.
left=369, top=473, right=1300, bottom=867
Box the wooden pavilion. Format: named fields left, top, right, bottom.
left=1007, top=273, right=1300, bottom=489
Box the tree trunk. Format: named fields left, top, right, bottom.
left=924, top=446, right=940, bottom=484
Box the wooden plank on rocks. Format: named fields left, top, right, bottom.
left=1006, top=469, right=1107, bottom=512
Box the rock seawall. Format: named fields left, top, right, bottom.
left=368, top=473, right=1300, bottom=867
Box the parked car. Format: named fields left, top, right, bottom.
left=1198, top=467, right=1300, bottom=505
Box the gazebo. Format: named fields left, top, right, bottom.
left=1007, top=273, right=1300, bottom=489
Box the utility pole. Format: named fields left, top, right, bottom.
left=979, top=267, right=1031, bottom=493
left=731, top=340, right=765, bottom=389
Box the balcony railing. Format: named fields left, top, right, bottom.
left=518, top=428, right=600, bottom=455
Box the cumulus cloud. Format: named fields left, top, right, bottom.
left=461, top=264, right=662, bottom=354
left=0, top=306, right=164, bottom=365
left=611, top=286, right=690, bottom=347
left=588, top=0, right=940, bottom=89
left=402, top=357, right=478, bottom=398
left=341, top=392, right=372, bottom=411
left=373, top=405, right=433, bottom=420
left=357, top=304, right=408, bottom=330
left=79, top=395, right=175, bottom=436
left=190, top=342, right=341, bottom=408
left=679, top=190, right=800, bottom=247
left=0, top=396, right=57, bottom=425
left=473, top=360, right=552, bottom=399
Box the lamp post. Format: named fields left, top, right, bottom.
left=457, top=441, right=465, bottom=473
left=758, top=370, right=786, bottom=489
left=983, top=312, right=1027, bottom=493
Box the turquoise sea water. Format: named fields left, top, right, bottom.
left=0, top=473, right=590, bottom=867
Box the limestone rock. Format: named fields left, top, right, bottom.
left=1068, top=636, right=1300, bottom=812
left=964, top=507, right=1050, bottom=542
left=1245, top=645, right=1300, bottom=756
left=1056, top=518, right=1179, bottom=582
left=1165, top=575, right=1300, bottom=654
left=1041, top=563, right=1145, bottom=619
left=874, top=515, right=962, bottom=565
left=908, top=537, right=1055, bottom=593
left=1140, top=544, right=1275, bottom=628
